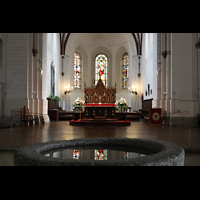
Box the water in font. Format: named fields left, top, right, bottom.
left=42, top=148, right=150, bottom=160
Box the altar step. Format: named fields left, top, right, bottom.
left=58, top=111, right=140, bottom=121
left=69, top=118, right=131, bottom=126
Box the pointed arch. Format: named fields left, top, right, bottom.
left=60, top=33, right=143, bottom=56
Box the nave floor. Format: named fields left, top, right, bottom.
left=0, top=120, right=200, bottom=149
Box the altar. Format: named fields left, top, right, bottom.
left=85, top=103, right=115, bottom=119
left=84, top=79, right=116, bottom=119
left=69, top=79, right=131, bottom=126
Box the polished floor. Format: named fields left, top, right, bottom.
left=0, top=120, right=200, bottom=149
left=1, top=120, right=200, bottom=166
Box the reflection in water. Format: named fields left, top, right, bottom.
left=43, top=148, right=146, bottom=160
left=95, top=149, right=106, bottom=160
left=73, top=149, right=79, bottom=159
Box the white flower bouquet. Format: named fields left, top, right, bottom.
left=115, top=97, right=128, bottom=107
left=115, top=97, right=128, bottom=112
left=72, top=97, right=85, bottom=107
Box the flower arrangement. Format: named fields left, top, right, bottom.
left=115, top=97, right=128, bottom=112
left=72, top=97, right=85, bottom=107
left=115, top=97, right=128, bottom=107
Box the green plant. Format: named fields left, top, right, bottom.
left=48, top=94, right=61, bottom=103
left=55, top=96, right=61, bottom=103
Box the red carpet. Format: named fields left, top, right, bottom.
left=69, top=118, right=131, bottom=126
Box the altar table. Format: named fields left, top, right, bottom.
left=85, top=103, right=115, bottom=107
left=85, top=103, right=115, bottom=118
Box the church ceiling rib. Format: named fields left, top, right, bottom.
left=60, top=33, right=143, bottom=56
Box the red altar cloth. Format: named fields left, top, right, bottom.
left=85, top=103, right=115, bottom=107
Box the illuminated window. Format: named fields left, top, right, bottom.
left=122, top=53, right=129, bottom=89
left=95, top=54, right=108, bottom=87
left=74, top=53, right=81, bottom=88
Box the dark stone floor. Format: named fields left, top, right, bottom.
left=0, top=120, right=200, bottom=150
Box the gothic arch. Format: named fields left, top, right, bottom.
left=75, top=45, right=88, bottom=59
left=116, top=46, right=128, bottom=58
left=60, top=33, right=143, bottom=56
left=91, top=46, right=112, bottom=59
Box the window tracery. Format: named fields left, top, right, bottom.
left=122, top=53, right=129, bottom=89
left=95, top=54, right=108, bottom=87
left=74, top=53, right=81, bottom=88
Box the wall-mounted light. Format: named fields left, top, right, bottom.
left=64, top=85, right=73, bottom=94
left=39, top=65, right=43, bottom=75
left=129, top=86, right=137, bottom=95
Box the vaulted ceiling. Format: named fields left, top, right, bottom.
left=60, top=33, right=143, bottom=56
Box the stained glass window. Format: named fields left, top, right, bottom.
left=74, top=53, right=81, bottom=88
left=95, top=54, right=108, bottom=87
left=122, top=53, right=129, bottom=89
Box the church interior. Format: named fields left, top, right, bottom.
left=1, top=33, right=200, bottom=166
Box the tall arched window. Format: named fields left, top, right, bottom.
left=122, top=53, right=129, bottom=89
left=95, top=54, right=108, bottom=87
left=74, top=52, right=81, bottom=88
